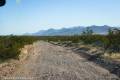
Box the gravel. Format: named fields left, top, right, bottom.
left=2, top=41, right=119, bottom=80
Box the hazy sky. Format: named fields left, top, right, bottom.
left=0, top=0, right=120, bottom=35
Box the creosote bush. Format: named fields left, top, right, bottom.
left=0, top=35, right=38, bottom=61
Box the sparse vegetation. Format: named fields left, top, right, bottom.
left=0, top=28, right=120, bottom=61
left=0, top=35, right=38, bottom=61
left=38, top=28, right=120, bottom=54
left=37, top=28, right=120, bottom=61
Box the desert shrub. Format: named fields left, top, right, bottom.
left=107, top=28, right=120, bottom=52
left=0, top=35, right=38, bottom=61
left=0, top=46, right=20, bottom=60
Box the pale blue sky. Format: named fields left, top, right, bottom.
left=0, top=0, right=120, bottom=35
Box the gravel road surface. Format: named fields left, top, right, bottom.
left=5, top=41, right=119, bottom=80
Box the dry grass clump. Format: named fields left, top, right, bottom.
left=103, top=53, right=120, bottom=61
left=79, top=44, right=102, bottom=54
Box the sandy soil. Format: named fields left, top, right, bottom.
left=2, top=41, right=119, bottom=80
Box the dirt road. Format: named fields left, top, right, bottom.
left=5, top=41, right=119, bottom=80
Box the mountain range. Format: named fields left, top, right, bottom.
left=25, top=25, right=119, bottom=36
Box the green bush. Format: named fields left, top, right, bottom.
left=0, top=35, right=38, bottom=61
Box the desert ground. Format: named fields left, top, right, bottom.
left=1, top=41, right=119, bottom=80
